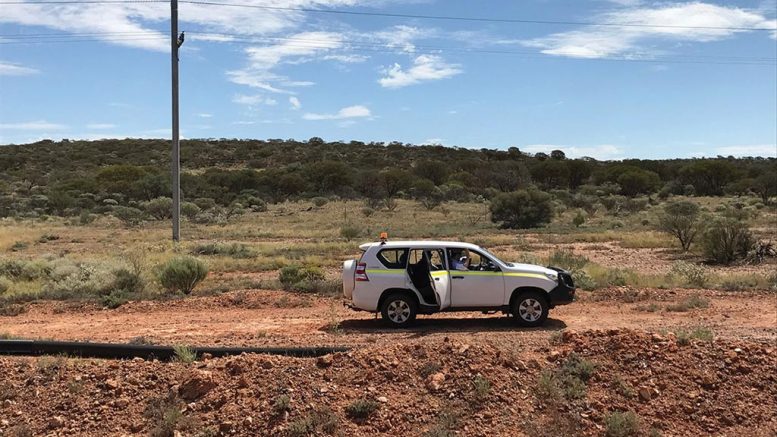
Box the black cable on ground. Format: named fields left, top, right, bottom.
left=0, top=340, right=349, bottom=360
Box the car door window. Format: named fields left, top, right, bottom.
left=377, top=249, right=408, bottom=269
left=469, top=251, right=500, bottom=272
left=427, top=249, right=446, bottom=271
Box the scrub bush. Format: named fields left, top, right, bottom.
left=339, top=225, right=362, bottom=241
left=658, top=200, right=702, bottom=252
left=490, top=189, right=553, bottom=229
left=605, top=411, right=641, bottom=437
left=157, top=257, right=208, bottom=294
left=112, top=206, right=146, bottom=227
left=702, top=216, right=753, bottom=264
left=345, top=399, right=380, bottom=420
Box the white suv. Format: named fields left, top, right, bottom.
left=342, top=240, right=575, bottom=328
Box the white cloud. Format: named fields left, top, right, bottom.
left=0, top=61, right=39, bottom=76
left=289, top=96, right=301, bottom=110
left=197, top=113, right=213, bottom=118
left=0, top=120, right=67, bottom=130
left=373, top=25, right=430, bottom=53
left=423, top=138, right=446, bottom=145
left=522, top=3, right=776, bottom=59
left=86, top=123, right=116, bottom=129
left=379, top=55, right=462, bottom=88
left=231, top=120, right=256, bottom=125
left=523, top=144, right=624, bottom=160
left=303, top=105, right=371, bottom=120
left=713, top=144, right=776, bottom=157
left=232, top=94, right=280, bottom=106
left=227, top=31, right=346, bottom=93
left=0, top=0, right=336, bottom=51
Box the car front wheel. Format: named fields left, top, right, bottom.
left=380, top=293, right=417, bottom=328
left=512, top=291, right=549, bottom=327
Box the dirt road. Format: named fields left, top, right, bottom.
left=3, top=288, right=775, bottom=347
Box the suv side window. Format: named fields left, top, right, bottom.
left=470, top=250, right=500, bottom=272
left=427, top=249, right=446, bottom=271
left=377, top=249, right=408, bottom=269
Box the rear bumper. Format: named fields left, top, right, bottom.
left=343, top=300, right=369, bottom=312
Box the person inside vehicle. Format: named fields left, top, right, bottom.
left=450, top=249, right=470, bottom=270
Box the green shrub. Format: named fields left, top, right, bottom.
left=535, top=354, right=597, bottom=403
left=419, top=361, right=442, bottom=378
left=112, top=206, right=146, bottom=226
left=666, top=294, right=710, bottom=312
left=193, top=198, right=216, bottom=210
left=0, top=277, right=10, bottom=294
left=345, top=399, right=379, bottom=420
left=102, top=290, right=129, bottom=309
left=361, top=207, right=375, bottom=217
left=143, top=197, right=173, bottom=220
left=669, top=261, right=708, bottom=287
left=157, top=257, right=208, bottom=294
left=312, top=197, right=329, bottom=207
left=180, top=202, right=201, bottom=219
left=273, top=395, right=291, bottom=415
left=191, top=243, right=256, bottom=259
left=658, top=200, right=701, bottom=252
left=472, top=375, right=491, bottom=402
left=43, top=260, right=113, bottom=297
left=288, top=408, right=337, bottom=437
left=279, top=265, right=325, bottom=290
left=291, top=279, right=340, bottom=295
left=173, top=345, right=197, bottom=363
left=112, top=268, right=144, bottom=293
left=572, top=210, right=586, bottom=228
left=571, top=270, right=597, bottom=290
left=339, top=225, right=362, bottom=241
left=548, top=250, right=590, bottom=271
left=490, top=189, right=554, bottom=229
left=602, top=269, right=628, bottom=287
left=605, top=411, right=641, bottom=437
left=79, top=211, right=96, bottom=225
left=0, top=303, right=27, bottom=316
left=702, top=217, right=754, bottom=264
left=37, top=233, right=60, bottom=243
left=10, top=241, right=28, bottom=252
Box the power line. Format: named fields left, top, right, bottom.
left=2, top=31, right=774, bottom=65
left=1, top=0, right=775, bottom=31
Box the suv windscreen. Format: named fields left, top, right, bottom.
left=377, top=248, right=408, bottom=269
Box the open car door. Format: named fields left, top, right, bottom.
left=427, top=248, right=451, bottom=310
left=406, top=248, right=450, bottom=310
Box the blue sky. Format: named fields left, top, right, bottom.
left=0, top=0, right=776, bottom=159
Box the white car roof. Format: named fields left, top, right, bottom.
left=359, top=240, right=484, bottom=251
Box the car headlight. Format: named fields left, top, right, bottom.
left=545, top=272, right=558, bottom=281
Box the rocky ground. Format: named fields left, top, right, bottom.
left=0, top=289, right=775, bottom=436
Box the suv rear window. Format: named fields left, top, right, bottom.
left=377, top=249, right=408, bottom=269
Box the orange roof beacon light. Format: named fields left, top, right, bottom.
left=379, top=232, right=388, bottom=244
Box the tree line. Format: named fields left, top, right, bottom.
left=0, top=137, right=774, bottom=219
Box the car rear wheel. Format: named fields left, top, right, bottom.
left=512, top=291, right=549, bottom=327
left=380, top=293, right=417, bottom=328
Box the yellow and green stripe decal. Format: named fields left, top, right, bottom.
left=365, top=269, right=405, bottom=276
left=363, top=269, right=551, bottom=281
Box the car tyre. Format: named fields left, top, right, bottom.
left=380, top=292, right=417, bottom=328
left=512, top=291, right=549, bottom=327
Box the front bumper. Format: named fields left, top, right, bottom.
left=547, top=268, right=576, bottom=306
